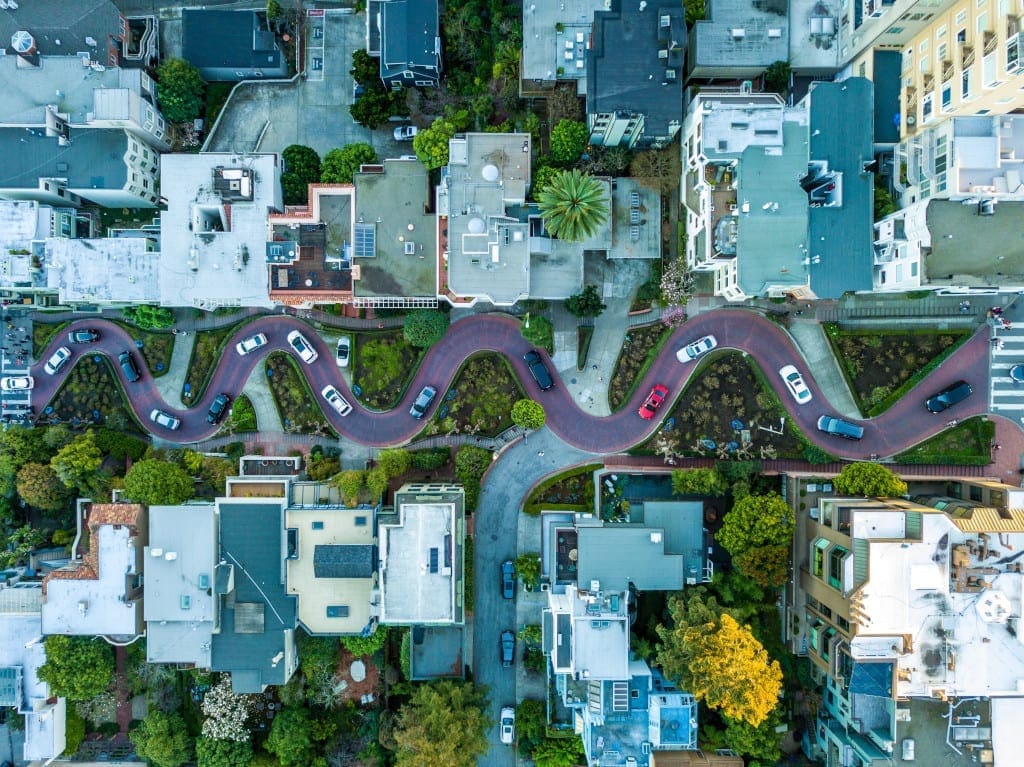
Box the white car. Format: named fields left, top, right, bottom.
left=676, top=334, right=718, bottom=363
left=321, top=385, right=353, bottom=416
left=336, top=336, right=351, bottom=367
left=499, top=706, right=515, bottom=746
left=287, top=330, right=318, bottom=364
left=393, top=125, right=418, bottom=141
left=779, top=365, right=812, bottom=404
left=149, top=409, right=181, bottom=431
left=43, top=346, right=72, bottom=375
left=235, top=333, right=268, bottom=356
left=0, top=376, right=33, bottom=391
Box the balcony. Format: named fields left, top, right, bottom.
left=922, top=73, right=935, bottom=91
left=961, top=42, right=975, bottom=68
left=941, top=59, right=954, bottom=82
left=984, top=30, right=997, bottom=56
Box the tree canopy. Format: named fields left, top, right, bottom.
left=195, top=737, right=254, bottom=767
left=349, top=89, right=405, bottom=129
left=412, top=117, right=461, bottom=170
left=403, top=309, right=449, bottom=348
left=156, top=58, right=205, bottom=123
left=130, top=711, right=194, bottom=767
left=263, top=707, right=315, bottom=767
left=281, top=145, right=322, bottom=205
left=50, top=431, right=103, bottom=492
left=515, top=553, right=541, bottom=590
left=16, top=462, right=69, bottom=512
left=764, top=60, right=792, bottom=95
left=716, top=493, right=794, bottom=555
left=532, top=734, right=586, bottom=767
left=392, top=680, right=491, bottom=767
left=321, top=143, right=378, bottom=184
left=341, top=626, right=387, bottom=657
left=549, top=119, right=589, bottom=165
left=833, top=462, right=908, bottom=497
left=38, top=635, right=114, bottom=701
left=538, top=170, right=609, bottom=243
left=511, top=399, right=546, bottom=430
left=124, top=459, right=193, bottom=506
left=564, top=284, right=607, bottom=318
left=671, top=467, right=726, bottom=497
left=123, top=305, right=175, bottom=330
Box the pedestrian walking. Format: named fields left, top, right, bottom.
left=537, top=450, right=545, bottom=457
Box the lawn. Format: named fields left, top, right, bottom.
left=265, top=352, right=337, bottom=436
left=608, top=323, right=674, bottom=410
left=639, top=352, right=807, bottom=461
left=113, top=322, right=174, bottom=379
left=352, top=329, right=423, bottom=410
left=221, top=394, right=257, bottom=434
left=422, top=353, right=525, bottom=437
left=824, top=325, right=969, bottom=416
left=43, top=354, right=138, bottom=431
left=523, top=464, right=601, bottom=515
left=895, top=416, right=994, bottom=465
left=182, top=323, right=242, bottom=403
left=32, top=321, right=70, bottom=357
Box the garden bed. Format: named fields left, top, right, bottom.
left=608, top=323, right=673, bottom=410
left=576, top=326, right=593, bottom=370
left=638, top=352, right=807, bottom=461
left=265, top=352, right=337, bottom=437
left=352, top=329, right=423, bottom=410
left=181, top=323, right=242, bottom=402
left=824, top=325, right=969, bottom=416
left=523, top=464, right=601, bottom=515
left=222, top=394, right=257, bottom=433
left=422, top=353, right=524, bottom=438
left=894, top=417, right=994, bottom=465
left=32, top=321, right=70, bottom=357
left=43, top=354, right=138, bottom=431
left=112, top=322, right=174, bottom=379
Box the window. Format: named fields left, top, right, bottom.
left=977, top=11, right=989, bottom=33
left=957, top=28, right=967, bottom=42
left=326, top=605, right=350, bottom=617
left=888, top=26, right=905, bottom=33
left=920, top=39, right=930, bottom=53
left=983, top=51, right=999, bottom=85
left=812, top=538, right=829, bottom=577
left=962, top=68, right=972, bottom=98
left=937, top=42, right=948, bottom=61
left=829, top=546, right=848, bottom=590
left=911, top=262, right=918, bottom=276
left=970, top=485, right=984, bottom=501
left=923, top=92, right=934, bottom=121
left=354, top=516, right=367, bottom=526
left=956, top=9, right=966, bottom=25
left=312, top=521, right=324, bottom=530
left=941, top=83, right=952, bottom=109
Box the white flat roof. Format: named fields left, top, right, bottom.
left=46, top=237, right=159, bottom=303
left=380, top=501, right=456, bottom=624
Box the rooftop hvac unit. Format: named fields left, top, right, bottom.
left=150, top=548, right=164, bottom=557
left=731, top=28, right=746, bottom=39
left=164, top=551, right=178, bottom=561
left=768, top=28, right=782, bottom=38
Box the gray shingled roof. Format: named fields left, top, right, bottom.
left=313, top=544, right=375, bottom=579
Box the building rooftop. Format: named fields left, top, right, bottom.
left=608, top=178, right=661, bottom=259
left=379, top=0, right=439, bottom=80
left=46, top=237, right=159, bottom=304
left=0, top=0, right=123, bottom=58
left=522, top=0, right=606, bottom=89
left=547, top=583, right=630, bottom=680
left=640, top=500, right=710, bottom=583
left=145, top=505, right=217, bottom=667
left=182, top=10, right=283, bottom=72
left=211, top=500, right=297, bottom=693
left=586, top=3, right=684, bottom=142
left=786, top=0, right=839, bottom=71
left=409, top=624, right=464, bottom=680
left=688, top=0, right=789, bottom=74
left=285, top=506, right=376, bottom=636
left=0, top=126, right=127, bottom=192
left=923, top=200, right=1024, bottom=284
left=439, top=133, right=532, bottom=305
left=160, top=154, right=281, bottom=309
left=0, top=201, right=49, bottom=290
left=577, top=524, right=686, bottom=591
left=353, top=159, right=438, bottom=300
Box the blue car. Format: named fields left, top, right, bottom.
left=501, top=561, right=516, bottom=599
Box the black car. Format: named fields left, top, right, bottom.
left=523, top=349, right=554, bottom=390
left=68, top=328, right=100, bottom=344
left=816, top=414, right=864, bottom=440
left=206, top=393, right=231, bottom=425
left=500, top=629, right=515, bottom=668
left=501, top=560, right=516, bottom=599
left=118, top=350, right=141, bottom=382
left=925, top=380, right=973, bottom=413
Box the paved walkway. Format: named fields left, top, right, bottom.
left=239, top=361, right=283, bottom=432
left=152, top=332, right=194, bottom=408
left=787, top=318, right=860, bottom=419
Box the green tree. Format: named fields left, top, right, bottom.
left=723, top=709, right=783, bottom=767
left=392, top=681, right=490, bottom=767
left=874, top=180, right=898, bottom=220
left=281, top=145, right=322, bottom=205
left=64, top=707, right=86, bottom=757
left=671, top=468, right=726, bottom=497
left=376, top=448, right=410, bottom=479
left=366, top=466, right=389, bottom=500
left=538, top=170, right=609, bottom=242
left=123, top=459, right=193, bottom=506
left=196, top=738, right=254, bottom=767
left=531, top=163, right=559, bottom=200
left=455, top=445, right=491, bottom=510
left=684, top=0, right=707, bottom=25
left=156, top=58, right=205, bottom=123
left=122, top=304, right=175, bottom=330
left=549, top=119, right=589, bottom=165
left=16, top=462, right=69, bottom=512
left=532, top=735, right=586, bottom=767
left=515, top=699, right=547, bottom=756
left=349, top=90, right=403, bottom=129
left=43, top=425, right=76, bottom=452
left=515, top=553, right=541, bottom=590
left=131, top=711, right=194, bottom=767
left=341, top=626, right=387, bottom=657
left=403, top=309, right=449, bottom=348
left=732, top=545, right=790, bottom=587
left=564, top=284, right=607, bottom=317
left=321, top=143, right=378, bottom=184
left=833, top=462, right=908, bottom=497
left=521, top=315, right=554, bottom=351
left=332, top=469, right=365, bottom=506
left=764, top=60, right=791, bottom=95
left=511, top=399, right=546, bottom=430
left=716, top=494, right=794, bottom=556
left=412, top=117, right=460, bottom=170
left=0, top=526, right=47, bottom=569
left=297, top=632, right=339, bottom=681
left=263, top=707, right=314, bottom=767
left=38, top=636, right=114, bottom=701
left=266, top=0, right=283, bottom=24
left=350, top=48, right=383, bottom=90
left=50, top=431, right=103, bottom=492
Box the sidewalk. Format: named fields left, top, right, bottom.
left=787, top=319, right=860, bottom=419
left=239, top=361, right=283, bottom=432
left=152, top=332, right=194, bottom=408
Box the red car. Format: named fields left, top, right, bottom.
left=638, top=384, right=669, bottom=420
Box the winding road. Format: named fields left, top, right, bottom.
left=30, top=310, right=990, bottom=457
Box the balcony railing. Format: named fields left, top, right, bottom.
left=961, top=42, right=975, bottom=68
left=941, top=59, right=954, bottom=82
left=984, top=30, right=998, bottom=55
left=923, top=73, right=935, bottom=91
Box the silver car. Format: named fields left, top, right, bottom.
left=676, top=334, right=718, bottom=363
left=287, top=330, right=318, bottom=364
left=321, top=385, right=353, bottom=416
left=149, top=409, right=181, bottom=431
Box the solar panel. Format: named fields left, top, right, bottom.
left=354, top=223, right=376, bottom=258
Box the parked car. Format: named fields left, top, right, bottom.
left=43, top=346, right=72, bottom=375
left=118, top=350, right=141, bottom=382
left=638, top=384, right=669, bottom=420
left=393, top=125, right=418, bottom=141
left=287, top=330, right=318, bottom=364
left=501, top=560, right=516, bottom=599
left=0, top=376, right=33, bottom=391
left=149, top=409, right=181, bottom=431
left=523, top=349, right=554, bottom=390
left=235, top=332, right=267, bottom=356
left=499, top=706, right=516, bottom=745
left=779, top=365, right=812, bottom=404
left=336, top=336, right=351, bottom=367
left=816, top=414, right=864, bottom=440
left=321, top=385, right=353, bottom=416
left=925, top=380, right=973, bottom=413
left=409, top=385, right=437, bottom=419
left=500, top=629, right=515, bottom=668
left=68, top=328, right=100, bottom=344
left=676, top=334, right=718, bottom=363
left=206, top=393, right=231, bottom=425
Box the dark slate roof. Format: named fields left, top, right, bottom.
left=849, top=661, right=893, bottom=697
left=380, top=0, right=439, bottom=78
left=0, top=127, right=127, bottom=191
left=0, top=0, right=122, bottom=57
left=211, top=501, right=296, bottom=692
left=181, top=10, right=282, bottom=71
left=872, top=51, right=902, bottom=145
left=586, top=2, right=684, bottom=139
left=313, top=544, right=375, bottom=579
left=806, top=78, right=875, bottom=299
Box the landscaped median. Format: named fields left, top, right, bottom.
left=181, top=322, right=244, bottom=403
left=608, top=322, right=674, bottom=410
left=264, top=352, right=337, bottom=436
left=894, top=416, right=994, bottom=466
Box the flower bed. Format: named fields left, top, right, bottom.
left=265, top=352, right=336, bottom=436
left=421, top=353, right=524, bottom=437
left=352, top=329, right=423, bottom=410
left=608, top=323, right=673, bottom=410
left=113, top=322, right=174, bottom=379
left=44, top=354, right=137, bottom=430
left=182, top=323, right=241, bottom=402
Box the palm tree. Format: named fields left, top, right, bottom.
left=537, top=169, right=609, bottom=243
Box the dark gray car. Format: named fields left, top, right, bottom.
left=410, top=385, right=437, bottom=419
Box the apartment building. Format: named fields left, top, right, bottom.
left=837, top=0, right=960, bottom=70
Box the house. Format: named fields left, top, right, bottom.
left=367, top=0, right=441, bottom=89
left=686, top=0, right=789, bottom=82
left=0, top=583, right=67, bottom=762
left=521, top=0, right=606, bottom=93
left=181, top=10, right=288, bottom=82
left=159, top=153, right=282, bottom=309
left=41, top=503, right=146, bottom=642
left=586, top=2, right=684, bottom=149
